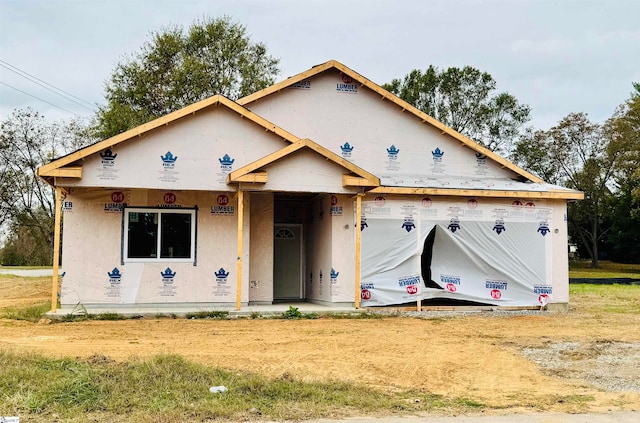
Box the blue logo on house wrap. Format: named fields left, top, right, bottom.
left=161, top=151, right=178, bottom=168
left=107, top=267, right=121, bottom=284
left=360, top=216, right=368, bottom=231
left=486, top=280, right=508, bottom=290
left=448, top=217, right=461, bottom=233
left=215, top=267, right=229, bottom=283
left=533, top=285, right=553, bottom=294
left=340, top=142, right=354, bottom=157
left=402, top=217, right=416, bottom=232
left=537, top=221, right=550, bottom=236
left=475, top=152, right=487, bottom=162
left=432, top=147, right=444, bottom=162
left=100, top=148, right=117, bottom=165
left=387, top=145, right=399, bottom=160
left=161, top=267, right=176, bottom=283
left=218, top=154, right=235, bottom=172
left=330, top=268, right=339, bottom=283
left=493, top=219, right=506, bottom=234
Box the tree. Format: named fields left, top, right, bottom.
left=95, top=16, right=280, bottom=139
left=512, top=113, right=625, bottom=267
left=601, top=83, right=640, bottom=262
left=0, top=108, right=93, bottom=265
left=384, top=66, right=531, bottom=154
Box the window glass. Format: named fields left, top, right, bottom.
left=124, top=208, right=196, bottom=262
left=160, top=213, right=192, bottom=258
left=127, top=212, right=158, bottom=258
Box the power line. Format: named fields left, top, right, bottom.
left=0, top=59, right=96, bottom=111
left=0, top=81, right=79, bottom=115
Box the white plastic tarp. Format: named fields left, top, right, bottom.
left=359, top=197, right=554, bottom=307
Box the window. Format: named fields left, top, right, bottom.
left=123, top=208, right=196, bottom=262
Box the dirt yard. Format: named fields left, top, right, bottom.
left=1, top=276, right=639, bottom=415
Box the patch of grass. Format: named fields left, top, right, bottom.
left=569, top=260, right=640, bottom=278
left=570, top=284, right=640, bottom=314
left=0, top=266, right=52, bottom=270
left=184, top=310, right=229, bottom=319
left=0, top=351, right=483, bottom=422
left=0, top=302, right=50, bottom=322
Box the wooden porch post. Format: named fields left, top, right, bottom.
left=235, top=190, right=244, bottom=311
left=354, top=193, right=363, bottom=309
left=50, top=185, right=62, bottom=313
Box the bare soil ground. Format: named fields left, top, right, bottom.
left=1, top=277, right=639, bottom=415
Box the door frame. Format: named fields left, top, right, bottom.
left=273, top=223, right=304, bottom=300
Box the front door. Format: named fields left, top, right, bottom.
left=273, top=224, right=303, bottom=300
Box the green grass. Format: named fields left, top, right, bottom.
left=570, top=283, right=640, bottom=314
left=0, top=266, right=52, bottom=270
left=0, top=302, right=51, bottom=322
left=569, top=260, right=640, bottom=279
left=0, top=351, right=484, bottom=422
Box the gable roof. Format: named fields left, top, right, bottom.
left=228, top=138, right=380, bottom=187
left=237, top=60, right=545, bottom=184
left=38, top=95, right=300, bottom=179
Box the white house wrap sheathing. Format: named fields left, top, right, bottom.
left=359, top=197, right=561, bottom=307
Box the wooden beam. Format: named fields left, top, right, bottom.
left=229, top=141, right=305, bottom=181
left=343, top=175, right=376, bottom=187
left=230, top=171, right=268, bottom=184
left=39, top=166, right=82, bottom=178
left=50, top=186, right=62, bottom=313
left=354, top=193, right=363, bottom=309
left=368, top=186, right=584, bottom=200
left=235, top=190, right=244, bottom=311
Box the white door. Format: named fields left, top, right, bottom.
left=273, top=224, right=302, bottom=299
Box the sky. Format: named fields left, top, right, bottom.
left=0, top=0, right=639, bottom=130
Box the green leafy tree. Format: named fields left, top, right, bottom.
left=0, top=108, right=92, bottom=265
left=601, top=83, right=640, bottom=262
left=95, top=16, right=280, bottom=139
left=384, top=66, right=531, bottom=154
left=512, top=113, right=626, bottom=267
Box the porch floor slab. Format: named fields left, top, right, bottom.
left=47, top=302, right=364, bottom=318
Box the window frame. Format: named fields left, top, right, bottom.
left=122, top=207, right=197, bottom=263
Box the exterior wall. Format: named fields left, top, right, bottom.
left=61, top=107, right=286, bottom=191
left=330, top=194, right=356, bottom=302
left=305, top=195, right=333, bottom=302
left=550, top=201, right=570, bottom=303
left=60, top=187, right=239, bottom=306
left=259, top=149, right=360, bottom=194
left=247, top=70, right=519, bottom=182
left=249, top=192, right=274, bottom=303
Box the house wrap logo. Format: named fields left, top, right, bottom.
left=215, top=267, right=229, bottom=283
left=448, top=217, right=461, bottom=233
left=486, top=279, right=507, bottom=300
left=100, top=148, right=117, bottom=166
left=330, top=268, right=339, bottom=283
left=441, top=274, right=461, bottom=292
left=360, top=215, right=368, bottom=231
left=161, top=268, right=176, bottom=283
left=475, top=152, right=487, bottom=163
left=402, top=216, right=416, bottom=232
left=537, top=221, right=551, bottom=236
left=493, top=219, right=506, bottom=234
left=432, top=147, right=444, bottom=162
left=218, top=154, right=235, bottom=172
left=161, top=151, right=178, bottom=168
left=340, top=142, right=354, bottom=158
left=107, top=267, right=122, bottom=284
left=387, top=145, right=399, bottom=160
left=337, top=74, right=358, bottom=93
